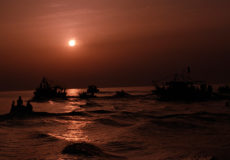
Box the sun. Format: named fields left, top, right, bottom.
left=68, top=39, right=76, bottom=47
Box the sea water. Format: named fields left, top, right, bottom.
left=0, top=86, right=230, bottom=160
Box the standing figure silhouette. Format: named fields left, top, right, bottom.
left=17, top=96, right=23, bottom=107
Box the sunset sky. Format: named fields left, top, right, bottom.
left=0, top=0, right=229, bottom=90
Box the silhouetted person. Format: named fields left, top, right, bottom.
left=17, top=96, right=23, bottom=107
left=10, top=100, right=16, bottom=113
left=115, top=90, right=130, bottom=97
left=26, top=101, right=33, bottom=112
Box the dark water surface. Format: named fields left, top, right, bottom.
left=0, top=86, right=230, bottom=160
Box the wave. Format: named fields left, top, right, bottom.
left=80, top=101, right=101, bottom=107
left=95, top=118, right=132, bottom=127
left=151, top=119, right=201, bottom=129
left=162, top=152, right=217, bottom=160
left=150, top=111, right=230, bottom=122
left=105, top=141, right=143, bottom=153
left=62, top=142, right=125, bottom=159
left=0, top=118, right=56, bottom=128
left=0, top=111, right=90, bottom=121
left=31, top=132, right=59, bottom=142
left=88, top=110, right=115, bottom=114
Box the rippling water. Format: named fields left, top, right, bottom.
left=0, top=86, right=230, bottom=160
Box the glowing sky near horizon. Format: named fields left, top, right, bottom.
left=0, top=0, right=229, bottom=90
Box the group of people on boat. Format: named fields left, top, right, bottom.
left=10, top=96, right=33, bottom=114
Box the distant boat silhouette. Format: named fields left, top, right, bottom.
left=153, top=67, right=213, bottom=101
left=32, top=77, right=67, bottom=101
left=113, top=90, right=130, bottom=98
left=218, top=85, right=230, bottom=94
left=79, top=85, right=99, bottom=99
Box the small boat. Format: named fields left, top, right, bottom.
left=153, top=67, right=213, bottom=101
left=79, top=85, right=100, bottom=99
left=113, top=90, right=130, bottom=98
left=32, top=77, right=67, bottom=101
left=218, top=85, right=230, bottom=94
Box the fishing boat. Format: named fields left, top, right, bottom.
left=153, top=67, right=213, bottom=101
left=32, top=77, right=67, bottom=101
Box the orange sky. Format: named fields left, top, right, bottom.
left=0, top=0, right=229, bottom=90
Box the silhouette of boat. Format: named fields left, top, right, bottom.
left=113, top=90, right=131, bottom=98
left=153, top=67, right=213, bottom=101
left=79, top=85, right=100, bottom=99
left=32, top=77, right=67, bottom=101
left=79, top=92, right=92, bottom=99
left=218, top=85, right=230, bottom=94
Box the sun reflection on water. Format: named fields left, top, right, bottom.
left=49, top=120, right=90, bottom=142
left=67, top=88, right=85, bottom=97
left=42, top=97, right=87, bottom=113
